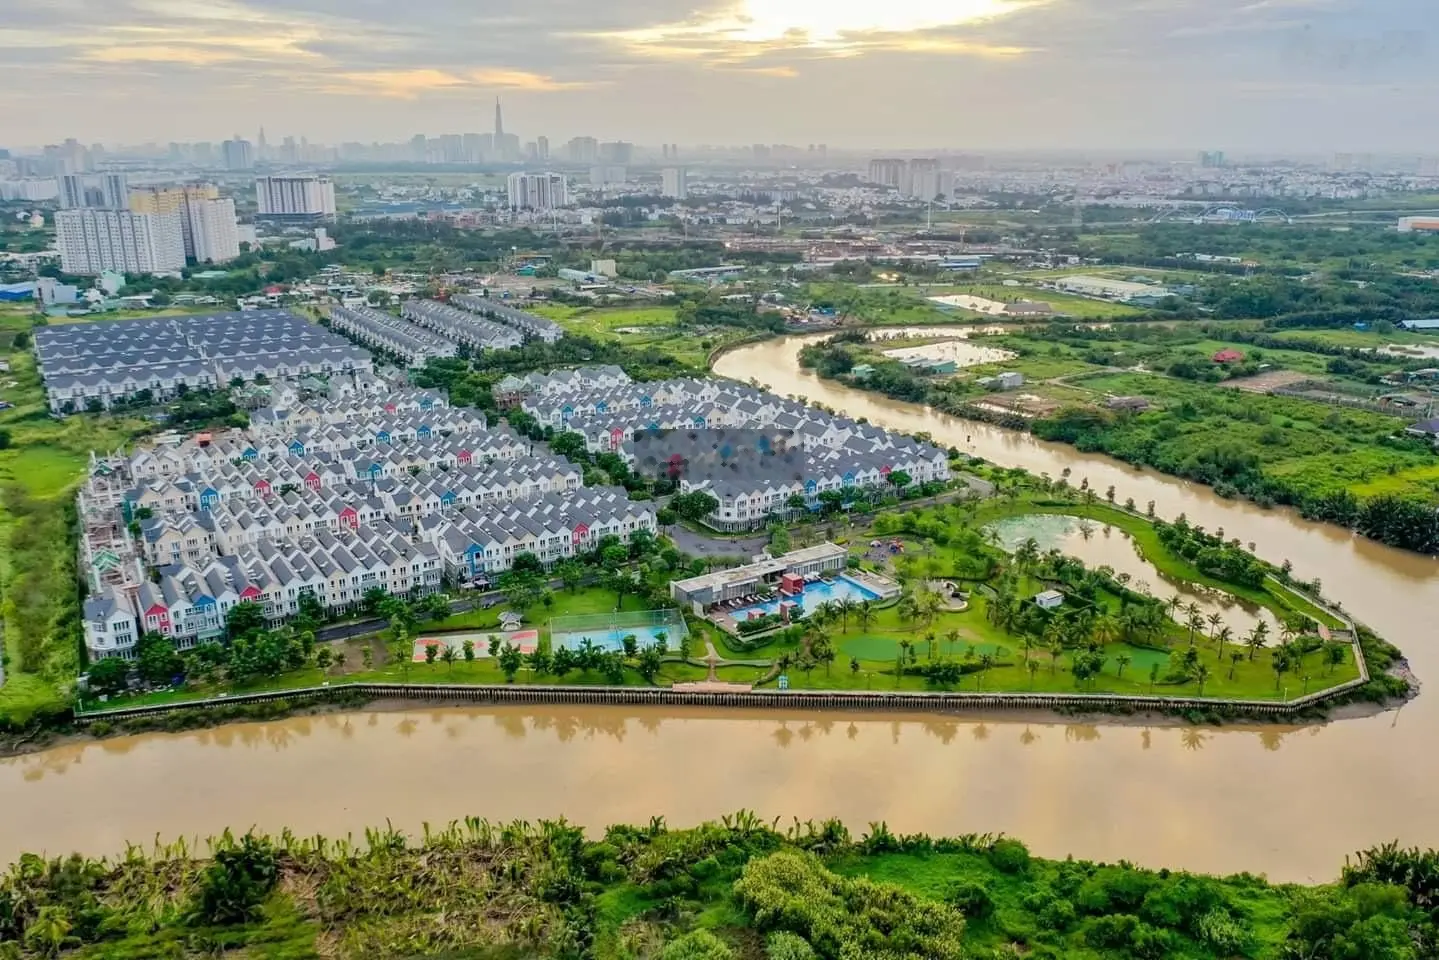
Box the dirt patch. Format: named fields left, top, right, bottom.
left=1219, top=369, right=1311, bottom=393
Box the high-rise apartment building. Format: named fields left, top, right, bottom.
left=58, top=173, right=86, bottom=209
left=188, top=198, right=240, bottom=263
left=130, top=183, right=223, bottom=260
left=599, top=141, right=634, bottom=164
left=255, top=175, right=336, bottom=219
left=661, top=168, right=689, bottom=200
left=905, top=159, right=941, bottom=200
left=867, top=158, right=907, bottom=189
left=55, top=209, right=186, bottom=275
left=566, top=137, right=599, bottom=163
left=100, top=173, right=129, bottom=210
left=506, top=172, right=568, bottom=210
left=536, top=136, right=550, bottom=162
left=590, top=165, right=627, bottom=188
left=222, top=138, right=255, bottom=170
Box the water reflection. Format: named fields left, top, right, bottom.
left=986, top=514, right=1283, bottom=638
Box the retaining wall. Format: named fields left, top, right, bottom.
left=75, top=675, right=1368, bottom=727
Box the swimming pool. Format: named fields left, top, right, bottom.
left=729, top=575, right=881, bottom=621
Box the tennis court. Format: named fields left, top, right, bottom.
left=548, top=608, right=688, bottom=653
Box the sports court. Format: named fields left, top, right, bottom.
left=547, top=609, right=688, bottom=653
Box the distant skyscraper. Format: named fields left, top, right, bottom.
left=599, top=141, right=634, bottom=164
left=536, top=136, right=549, bottom=161
left=506, top=171, right=568, bottom=210
left=221, top=138, right=254, bottom=170
left=494, top=99, right=505, bottom=140
left=867, top=159, right=906, bottom=188
left=566, top=137, right=599, bottom=163
left=661, top=168, right=688, bottom=200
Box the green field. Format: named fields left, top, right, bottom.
left=534, top=304, right=754, bottom=367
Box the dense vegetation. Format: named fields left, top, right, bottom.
left=1, top=816, right=1434, bottom=959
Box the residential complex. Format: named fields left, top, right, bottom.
left=130, top=183, right=241, bottom=265
left=518, top=374, right=951, bottom=530
left=79, top=382, right=657, bottom=660
left=255, top=175, right=337, bottom=220
left=661, top=168, right=689, bottom=200
left=328, top=304, right=460, bottom=367
left=35, top=310, right=371, bottom=413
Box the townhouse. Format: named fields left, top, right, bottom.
left=400, top=299, right=524, bottom=352
left=451, top=293, right=565, bottom=343
left=328, top=304, right=460, bottom=367
left=495, top=365, right=630, bottom=406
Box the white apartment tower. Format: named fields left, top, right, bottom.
left=188, top=198, right=240, bottom=263
left=254, top=175, right=337, bottom=219
left=506, top=172, right=568, bottom=211
left=54, top=209, right=186, bottom=275
left=661, top=167, right=689, bottom=200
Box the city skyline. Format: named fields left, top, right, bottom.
left=2, top=0, right=1434, bottom=152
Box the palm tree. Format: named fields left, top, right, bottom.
left=1166, top=594, right=1183, bottom=621
left=855, top=599, right=875, bottom=633
left=1245, top=624, right=1268, bottom=661
left=924, top=631, right=937, bottom=660
left=1215, top=625, right=1233, bottom=657
left=1114, top=654, right=1131, bottom=680
left=1207, top=612, right=1223, bottom=643
left=1089, top=614, right=1121, bottom=648
left=1194, top=664, right=1212, bottom=696
left=1272, top=649, right=1291, bottom=693
left=1026, top=660, right=1039, bottom=688
left=944, top=628, right=961, bottom=659
left=1048, top=642, right=1063, bottom=675
left=1185, top=610, right=1205, bottom=647
left=836, top=596, right=856, bottom=633
left=1228, top=650, right=1244, bottom=680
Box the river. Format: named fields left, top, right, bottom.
left=2, top=327, right=1436, bottom=883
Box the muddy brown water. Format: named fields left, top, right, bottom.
left=2, top=328, right=1436, bottom=882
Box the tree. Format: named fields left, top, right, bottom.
left=1228, top=650, right=1244, bottom=680
left=1207, top=611, right=1223, bottom=643
left=556, top=560, right=585, bottom=592
left=525, top=646, right=552, bottom=676
left=855, top=599, right=875, bottom=633
left=850, top=656, right=860, bottom=675
left=136, top=632, right=183, bottom=686
left=672, top=490, right=720, bottom=523
left=498, top=642, right=524, bottom=682
left=423, top=643, right=438, bottom=667
left=487, top=635, right=502, bottom=659
left=1195, top=663, right=1212, bottom=696
left=637, top=645, right=664, bottom=684
left=1245, top=623, right=1268, bottom=661
left=441, top=645, right=457, bottom=675
left=511, top=552, right=545, bottom=576
left=462, top=639, right=475, bottom=663
left=361, top=586, right=391, bottom=615
left=317, top=647, right=334, bottom=671
left=1114, top=653, right=1131, bottom=680
left=1149, top=661, right=1160, bottom=693
left=361, top=646, right=374, bottom=670
left=25, top=906, right=74, bottom=957
left=886, top=469, right=912, bottom=489
left=1272, top=648, right=1291, bottom=692
left=1027, top=660, right=1039, bottom=688
left=1324, top=641, right=1347, bottom=675
left=225, top=601, right=267, bottom=640
left=87, top=657, right=130, bottom=697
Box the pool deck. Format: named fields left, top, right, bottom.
left=706, top=571, right=900, bottom=635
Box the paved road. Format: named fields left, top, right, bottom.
left=666, top=526, right=767, bottom=558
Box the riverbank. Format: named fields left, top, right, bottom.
left=2, top=811, right=1432, bottom=960
left=793, top=326, right=1439, bottom=555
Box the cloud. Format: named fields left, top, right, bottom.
left=322, top=67, right=594, bottom=99
left=591, top=0, right=1048, bottom=62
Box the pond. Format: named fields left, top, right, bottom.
left=984, top=514, right=1284, bottom=638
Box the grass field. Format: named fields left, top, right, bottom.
left=534, top=304, right=754, bottom=367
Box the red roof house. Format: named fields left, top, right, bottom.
left=1212, top=348, right=1245, bottom=364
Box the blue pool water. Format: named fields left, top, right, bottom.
left=730, top=575, right=881, bottom=621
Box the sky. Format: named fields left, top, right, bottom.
left=3, top=0, right=1435, bottom=153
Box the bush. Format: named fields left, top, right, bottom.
left=989, top=838, right=1032, bottom=874
left=661, top=929, right=733, bottom=960
left=191, top=833, right=279, bottom=925
left=766, top=931, right=817, bottom=960
left=946, top=880, right=995, bottom=920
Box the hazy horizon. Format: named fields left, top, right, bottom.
left=3, top=0, right=1435, bottom=153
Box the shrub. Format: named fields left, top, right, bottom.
left=191, top=833, right=279, bottom=925
left=661, top=929, right=733, bottom=960
left=766, top=931, right=817, bottom=960
left=989, top=838, right=1032, bottom=874
left=946, top=880, right=995, bottom=920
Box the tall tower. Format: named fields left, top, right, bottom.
left=494, top=98, right=504, bottom=140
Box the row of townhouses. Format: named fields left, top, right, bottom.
left=36, top=310, right=373, bottom=413
left=328, top=304, right=460, bottom=367
left=400, top=299, right=524, bottom=352
left=521, top=377, right=952, bottom=530
left=494, top=365, right=631, bottom=405
left=248, top=386, right=447, bottom=433
left=451, top=293, right=565, bottom=343
left=136, top=453, right=584, bottom=564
